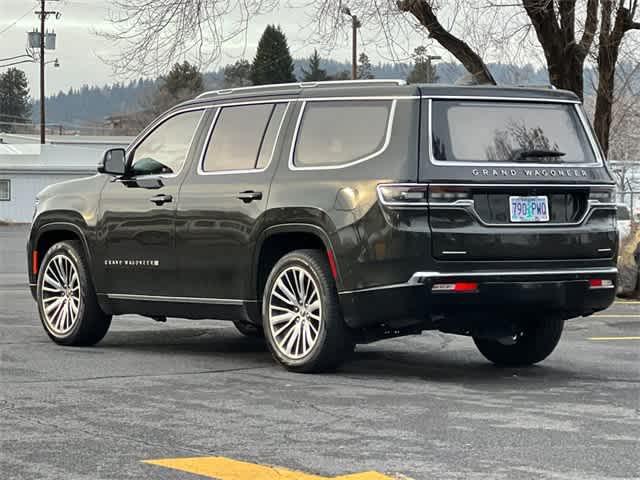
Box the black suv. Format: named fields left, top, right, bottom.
left=28, top=80, right=618, bottom=372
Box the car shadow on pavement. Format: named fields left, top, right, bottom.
left=92, top=326, right=595, bottom=388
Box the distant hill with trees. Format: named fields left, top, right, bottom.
left=33, top=59, right=586, bottom=128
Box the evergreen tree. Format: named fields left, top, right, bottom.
left=357, top=53, right=375, bottom=80
left=301, top=50, right=328, bottom=81
left=223, top=60, right=252, bottom=87
left=250, top=25, right=296, bottom=85
left=407, top=46, right=439, bottom=84
left=0, top=68, right=31, bottom=132
left=150, top=61, right=204, bottom=114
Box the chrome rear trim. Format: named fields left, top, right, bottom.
left=409, top=267, right=618, bottom=284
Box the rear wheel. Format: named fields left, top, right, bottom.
left=262, top=249, right=352, bottom=373
left=473, top=317, right=564, bottom=366
left=37, top=240, right=111, bottom=346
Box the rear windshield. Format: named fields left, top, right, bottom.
left=431, top=101, right=596, bottom=164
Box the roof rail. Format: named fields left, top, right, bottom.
left=516, top=83, right=557, bottom=90
left=196, top=79, right=407, bottom=99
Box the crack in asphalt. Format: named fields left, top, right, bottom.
left=0, top=365, right=270, bottom=385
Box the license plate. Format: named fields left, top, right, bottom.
left=509, top=196, right=549, bottom=223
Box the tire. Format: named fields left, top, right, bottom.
left=36, top=240, right=111, bottom=346
left=473, top=317, right=564, bottom=366
left=262, top=249, right=352, bottom=373
left=233, top=320, right=264, bottom=338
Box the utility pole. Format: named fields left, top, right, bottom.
left=34, top=0, right=59, bottom=144
left=426, top=55, right=442, bottom=84
left=341, top=7, right=361, bottom=80
left=39, top=0, right=45, bottom=144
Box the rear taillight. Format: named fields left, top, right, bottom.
left=432, top=282, right=479, bottom=293
left=589, top=279, right=614, bottom=289
left=428, top=186, right=472, bottom=203
left=589, top=188, right=615, bottom=204
left=377, top=184, right=428, bottom=206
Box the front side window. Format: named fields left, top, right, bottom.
left=0, top=179, right=10, bottom=201
left=202, top=104, right=280, bottom=172
left=130, top=109, right=204, bottom=176
left=294, top=100, right=392, bottom=168
left=431, top=101, right=596, bottom=164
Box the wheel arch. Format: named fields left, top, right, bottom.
left=30, top=220, right=94, bottom=287
left=253, top=224, right=342, bottom=303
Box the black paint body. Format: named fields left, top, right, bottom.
left=27, top=83, right=618, bottom=338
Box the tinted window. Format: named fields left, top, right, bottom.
left=294, top=101, right=391, bottom=167
left=256, top=104, right=287, bottom=169
left=202, top=104, right=276, bottom=172
left=431, top=101, right=596, bottom=164
left=130, top=110, right=203, bottom=176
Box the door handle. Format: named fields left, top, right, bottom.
left=237, top=191, right=263, bottom=203
left=149, top=194, right=173, bottom=205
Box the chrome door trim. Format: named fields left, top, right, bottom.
left=106, top=293, right=246, bottom=305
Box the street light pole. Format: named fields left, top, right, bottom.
left=39, top=0, right=45, bottom=144
left=341, top=7, right=361, bottom=80
left=426, top=55, right=442, bottom=84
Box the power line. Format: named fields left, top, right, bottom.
left=0, top=4, right=36, bottom=37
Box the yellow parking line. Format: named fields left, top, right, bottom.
left=144, top=456, right=395, bottom=480
left=593, top=314, right=640, bottom=318
left=587, top=336, right=640, bottom=341
left=615, top=300, right=640, bottom=304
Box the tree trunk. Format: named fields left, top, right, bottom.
left=397, top=0, right=496, bottom=85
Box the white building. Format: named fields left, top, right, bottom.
left=0, top=135, right=132, bottom=223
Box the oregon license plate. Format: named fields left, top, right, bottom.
left=509, top=196, right=549, bottom=223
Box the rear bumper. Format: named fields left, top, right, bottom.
left=339, top=267, right=617, bottom=328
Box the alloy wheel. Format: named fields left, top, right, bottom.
left=268, top=266, right=322, bottom=359
left=41, top=254, right=81, bottom=336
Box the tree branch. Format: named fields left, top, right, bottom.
left=396, top=0, right=495, bottom=84
left=578, top=0, right=599, bottom=56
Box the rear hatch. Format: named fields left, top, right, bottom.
left=421, top=95, right=617, bottom=261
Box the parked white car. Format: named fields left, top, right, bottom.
left=617, top=204, right=632, bottom=241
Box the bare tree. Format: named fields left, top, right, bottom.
left=99, top=1, right=640, bottom=156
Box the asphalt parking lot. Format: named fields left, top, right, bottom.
left=1, top=224, right=639, bottom=480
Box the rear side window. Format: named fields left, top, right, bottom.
left=294, top=100, right=392, bottom=168
left=431, top=101, right=596, bottom=164
left=202, top=103, right=284, bottom=172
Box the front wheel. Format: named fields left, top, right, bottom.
left=37, top=240, right=111, bottom=346
left=262, top=249, right=352, bottom=373
left=473, top=317, right=564, bottom=366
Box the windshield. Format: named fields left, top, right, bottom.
left=431, top=100, right=597, bottom=164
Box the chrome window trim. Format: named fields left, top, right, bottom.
left=125, top=106, right=208, bottom=179
left=106, top=293, right=246, bottom=305
left=426, top=98, right=604, bottom=168
left=197, top=102, right=291, bottom=176
left=409, top=267, right=618, bottom=283
left=288, top=99, right=398, bottom=171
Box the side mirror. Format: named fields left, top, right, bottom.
left=98, top=148, right=126, bottom=175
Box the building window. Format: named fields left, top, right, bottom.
left=0, top=180, right=10, bottom=201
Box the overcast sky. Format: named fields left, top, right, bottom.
left=1, top=0, right=414, bottom=97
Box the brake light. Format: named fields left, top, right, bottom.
left=432, top=282, right=478, bottom=293
left=589, top=279, right=614, bottom=289
left=588, top=188, right=615, bottom=203
left=428, top=186, right=472, bottom=202
left=377, top=184, right=428, bottom=206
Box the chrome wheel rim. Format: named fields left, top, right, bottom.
left=268, top=266, right=322, bottom=359
left=41, top=254, right=81, bottom=336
